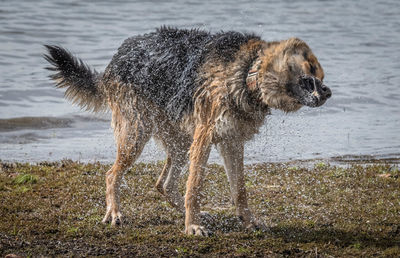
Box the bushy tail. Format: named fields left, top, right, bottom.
left=44, top=45, right=106, bottom=112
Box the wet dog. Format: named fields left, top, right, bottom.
left=44, top=27, right=331, bottom=236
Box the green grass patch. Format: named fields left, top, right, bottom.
left=314, top=161, right=329, bottom=170
left=66, top=226, right=79, bottom=234
left=13, top=173, right=38, bottom=185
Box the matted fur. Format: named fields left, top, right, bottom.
left=44, top=27, right=331, bottom=236
left=104, top=27, right=259, bottom=121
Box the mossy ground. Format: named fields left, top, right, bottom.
left=0, top=160, right=399, bottom=257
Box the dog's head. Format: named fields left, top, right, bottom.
left=257, top=38, right=331, bottom=112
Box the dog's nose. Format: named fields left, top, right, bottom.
left=321, top=85, right=332, bottom=99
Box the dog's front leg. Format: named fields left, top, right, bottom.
left=217, top=140, right=267, bottom=231
left=184, top=124, right=212, bottom=236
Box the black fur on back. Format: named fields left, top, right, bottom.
left=105, top=27, right=260, bottom=120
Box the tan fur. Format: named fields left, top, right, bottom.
left=101, top=38, right=326, bottom=235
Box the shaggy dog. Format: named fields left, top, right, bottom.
left=44, top=27, right=331, bottom=236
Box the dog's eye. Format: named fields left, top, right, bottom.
left=309, top=64, right=316, bottom=75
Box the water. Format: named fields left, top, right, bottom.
left=1, top=0, right=399, bottom=164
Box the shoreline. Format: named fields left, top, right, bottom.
left=1, top=153, right=399, bottom=168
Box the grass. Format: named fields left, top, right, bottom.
left=0, top=160, right=399, bottom=256
left=13, top=173, right=38, bottom=185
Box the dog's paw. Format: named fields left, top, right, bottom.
left=111, top=213, right=123, bottom=226
left=185, top=224, right=211, bottom=236
left=102, top=211, right=123, bottom=226
left=101, top=210, right=111, bottom=224
left=242, top=217, right=268, bottom=232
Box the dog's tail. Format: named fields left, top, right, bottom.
left=44, top=45, right=107, bottom=112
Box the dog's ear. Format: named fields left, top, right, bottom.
left=272, top=38, right=310, bottom=75
left=282, top=38, right=308, bottom=56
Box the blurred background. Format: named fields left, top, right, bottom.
left=0, top=0, right=399, bottom=164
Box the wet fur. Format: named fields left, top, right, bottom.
left=44, top=27, right=328, bottom=236
left=105, top=27, right=259, bottom=121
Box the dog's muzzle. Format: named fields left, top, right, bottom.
left=297, top=75, right=332, bottom=107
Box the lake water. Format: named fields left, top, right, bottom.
left=0, top=0, right=399, bottom=164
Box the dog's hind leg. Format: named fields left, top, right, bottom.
left=155, top=156, right=172, bottom=197
left=102, top=109, right=152, bottom=226
left=157, top=151, right=188, bottom=213
left=217, top=140, right=267, bottom=231
left=155, top=132, right=190, bottom=213
left=155, top=136, right=215, bottom=224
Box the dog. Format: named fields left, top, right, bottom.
left=44, top=27, right=331, bottom=236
